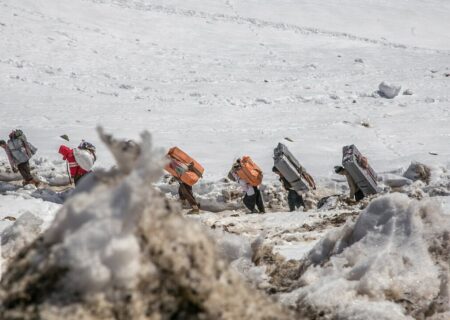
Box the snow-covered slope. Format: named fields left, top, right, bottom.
left=1, top=0, right=449, bottom=181
left=0, top=1, right=449, bottom=317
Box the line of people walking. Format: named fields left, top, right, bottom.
left=1, top=129, right=379, bottom=214
left=0, top=129, right=97, bottom=187
left=165, top=143, right=379, bottom=214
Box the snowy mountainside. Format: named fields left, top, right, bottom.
left=0, top=130, right=449, bottom=319
left=0, top=0, right=450, bottom=318
left=0, top=0, right=449, bottom=180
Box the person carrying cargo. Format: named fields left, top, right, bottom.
left=229, top=157, right=265, bottom=214
left=0, top=129, right=40, bottom=186
left=165, top=147, right=203, bottom=214
left=337, top=144, right=380, bottom=202
left=334, top=155, right=369, bottom=202
left=272, top=166, right=316, bottom=211
left=334, top=165, right=364, bottom=201
left=272, top=142, right=316, bottom=210
left=59, top=140, right=96, bottom=185
left=178, top=180, right=199, bottom=213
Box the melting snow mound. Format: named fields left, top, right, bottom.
left=1, top=212, right=44, bottom=273
left=280, top=193, right=450, bottom=319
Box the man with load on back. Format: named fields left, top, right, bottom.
left=177, top=173, right=200, bottom=213
left=165, top=147, right=203, bottom=214
left=334, top=152, right=369, bottom=202
left=272, top=142, right=316, bottom=211
left=229, top=157, right=265, bottom=214
left=0, top=129, right=40, bottom=187
left=59, top=140, right=96, bottom=185
left=272, top=166, right=316, bottom=211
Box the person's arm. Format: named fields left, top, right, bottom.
left=302, top=172, right=316, bottom=189
left=279, top=176, right=290, bottom=190
left=357, top=155, right=369, bottom=169
left=19, top=136, right=31, bottom=158
left=4, top=146, right=18, bottom=172
left=59, top=145, right=71, bottom=159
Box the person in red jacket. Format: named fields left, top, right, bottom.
left=59, top=141, right=96, bottom=185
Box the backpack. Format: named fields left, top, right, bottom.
left=7, top=130, right=37, bottom=164
left=164, top=147, right=204, bottom=186
left=236, top=156, right=263, bottom=186
left=9, top=129, right=24, bottom=140
left=73, top=148, right=96, bottom=171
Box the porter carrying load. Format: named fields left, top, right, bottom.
left=6, top=130, right=37, bottom=165
left=273, top=143, right=309, bottom=192
left=341, top=144, right=380, bottom=196
left=59, top=140, right=97, bottom=185
left=229, top=157, right=265, bottom=213
left=231, top=156, right=263, bottom=187
left=0, top=129, right=39, bottom=187
left=165, top=147, right=204, bottom=186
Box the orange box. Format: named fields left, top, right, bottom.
left=164, top=147, right=204, bottom=186
left=236, top=156, right=263, bottom=186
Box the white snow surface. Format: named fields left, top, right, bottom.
left=0, top=0, right=450, bottom=317
left=39, top=131, right=161, bottom=294
left=0, top=0, right=449, bottom=182
left=280, top=193, right=450, bottom=319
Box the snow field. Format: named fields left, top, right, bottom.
left=0, top=0, right=449, bottom=318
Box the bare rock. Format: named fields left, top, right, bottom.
left=378, top=81, right=402, bottom=99
left=403, top=162, right=431, bottom=184
left=403, top=89, right=414, bottom=95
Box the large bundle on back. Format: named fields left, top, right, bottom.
left=342, top=144, right=380, bottom=195
left=231, top=156, right=263, bottom=186
left=165, top=147, right=204, bottom=186
left=73, top=148, right=96, bottom=171
left=7, top=130, right=37, bottom=164
left=273, top=143, right=309, bottom=192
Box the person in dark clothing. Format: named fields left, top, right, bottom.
left=230, top=160, right=265, bottom=214
left=178, top=181, right=200, bottom=213
left=242, top=186, right=265, bottom=213
left=17, top=161, right=33, bottom=182
left=334, top=166, right=364, bottom=202
left=272, top=166, right=316, bottom=211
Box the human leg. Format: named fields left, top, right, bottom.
left=179, top=182, right=198, bottom=209
left=255, top=187, right=265, bottom=213
left=355, top=189, right=365, bottom=202
left=243, top=193, right=256, bottom=212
